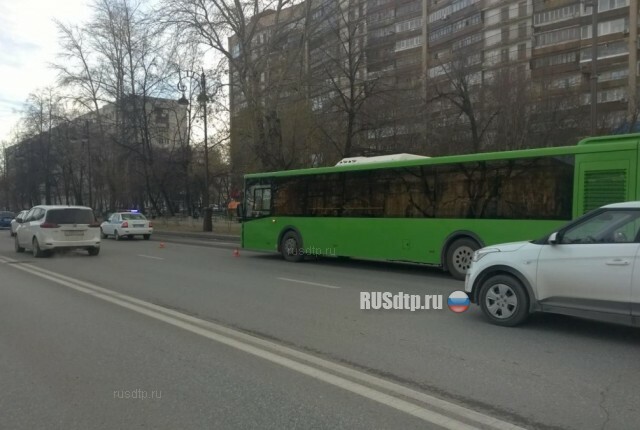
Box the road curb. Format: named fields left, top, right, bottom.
left=153, top=231, right=240, bottom=242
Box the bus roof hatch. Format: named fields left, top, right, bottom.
left=335, top=154, right=429, bottom=166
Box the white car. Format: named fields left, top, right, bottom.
left=465, top=202, right=640, bottom=327
left=100, top=211, right=153, bottom=240
left=15, top=205, right=101, bottom=257
left=10, top=210, right=28, bottom=237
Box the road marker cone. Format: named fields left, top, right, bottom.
left=233, top=249, right=240, bottom=257
left=159, top=242, right=165, bottom=249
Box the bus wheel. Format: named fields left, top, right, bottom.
left=281, top=231, right=304, bottom=262
left=446, top=238, right=478, bottom=280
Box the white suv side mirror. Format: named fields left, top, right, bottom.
left=548, top=232, right=558, bottom=245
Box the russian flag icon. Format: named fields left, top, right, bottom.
left=448, top=291, right=470, bottom=313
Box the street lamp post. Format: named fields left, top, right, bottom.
left=585, top=0, right=598, bottom=135
left=590, top=0, right=598, bottom=135
left=178, top=70, right=212, bottom=232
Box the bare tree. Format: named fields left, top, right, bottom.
left=160, top=0, right=310, bottom=173
left=21, top=88, right=67, bottom=204
left=306, top=0, right=371, bottom=159
left=425, top=48, right=499, bottom=154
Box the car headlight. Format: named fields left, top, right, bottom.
left=472, top=248, right=500, bottom=262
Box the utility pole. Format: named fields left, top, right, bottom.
left=197, top=70, right=212, bottom=232
left=85, top=119, right=93, bottom=208
left=628, top=0, right=638, bottom=127
left=589, top=0, right=599, bottom=135
left=178, top=69, right=212, bottom=232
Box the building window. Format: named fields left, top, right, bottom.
left=428, top=63, right=449, bottom=78
left=534, top=4, right=580, bottom=27
left=518, top=22, right=527, bottom=39
left=485, top=28, right=501, bottom=46
left=535, top=26, right=580, bottom=47
left=598, top=0, right=629, bottom=13
left=517, top=43, right=526, bottom=60
left=484, top=48, right=501, bottom=66
left=396, top=17, right=422, bottom=33
left=452, top=32, right=482, bottom=50
left=599, top=68, right=628, bottom=82
left=367, top=9, right=395, bottom=23
left=501, top=48, right=509, bottom=63
left=467, top=52, right=482, bottom=66
left=428, top=0, right=476, bottom=23
left=502, top=26, right=509, bottom=42
left=580, top=40, right=628, bottom=62
left=397, top=1, right=421, bottom=17
left=370, top=26, right=394, bottom=39
left=429, top=25, right=452, bottom=42
left=518, top=1, right=527, bottom=17
left=531, top=51, right=578, bottom=68
left=581, top=18, right=628, bottom=39
left=501, top=6, right=509, bottom=21
left=430, top=13, right=481, bottom=42
left=429, top=5, right=452, bottom=23
left=581, top=88, right=628, bottom=105
left=395, top=36, right=423, bottom=51
left=368, top=0, right=393, bottom=7
left=549, top=74, right=582, bottom=89
left=396, top=55, right=420, bottom=67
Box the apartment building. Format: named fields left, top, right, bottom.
left=229, top=0, right=640, bottom=168
left=5, top=96, right=188, bottom=209
left=531, top=0, right=639, bottom=130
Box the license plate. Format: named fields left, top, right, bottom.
left=64, top=231, right=84, bottom=237
left=133, top=224, right=144, bottom=228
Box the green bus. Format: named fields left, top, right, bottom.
left=241, top=134, right=640, bottom=279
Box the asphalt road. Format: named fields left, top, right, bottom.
left=1, top=232, right=639, bottom=430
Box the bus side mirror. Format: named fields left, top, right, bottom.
left=548, top=232, right=559, bottom=245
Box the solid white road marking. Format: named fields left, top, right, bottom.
left=277, top=277, right=341, bottom=289
left=137, top=254, right=165, bottom=260
left=0, top=256, right=525, bottom=430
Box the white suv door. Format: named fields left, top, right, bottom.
left=536, top=209, right=640, bottom=321
left=631, top=246, right=640, bottom=322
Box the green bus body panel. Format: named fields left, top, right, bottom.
left=245, top=136, right=640, bottom=180
left=574, top=148, right=638, bottom=217
left=243, top=217, right=564, bottom=264
left=243, top=134, right=640, bottom=267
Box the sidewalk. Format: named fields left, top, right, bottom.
left=152, top=217, right=241, bottom=242
left=153, top=230, right=240, bottom=242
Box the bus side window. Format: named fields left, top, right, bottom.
left=251, top=186, right=272, bottom=217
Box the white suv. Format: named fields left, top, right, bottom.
left=465, top=202, right=640, bottom=327
left=15, top=205, right=101, bottom=257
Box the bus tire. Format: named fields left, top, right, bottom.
left=281, top=230, right=304, bottom=262
left=446, top=238, right=479, bottom=280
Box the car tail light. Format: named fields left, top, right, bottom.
left=122, top=221, right=129, bottom=228
left=89, top=222, right=101, bottom=228
left=149, top=222, right=153, bottom=227
left=40, top=222, right=59, bottom=228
